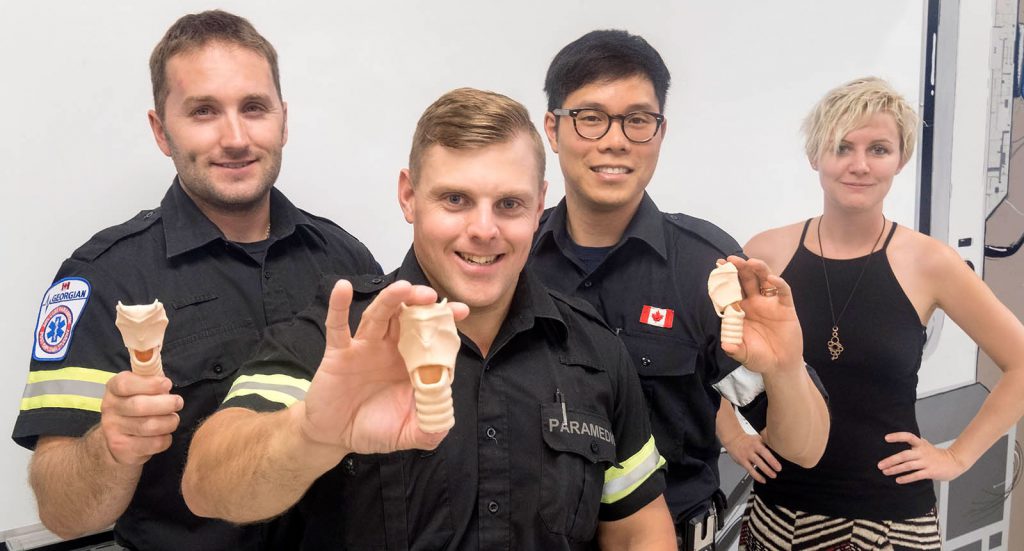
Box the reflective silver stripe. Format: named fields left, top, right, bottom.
left=22, top=379, right=105, bottom=400
left=227, top=381, right=307, bottom=401
left=602, top=444, right=662, bottom=500
left=713, top=366, right=764, bottom=407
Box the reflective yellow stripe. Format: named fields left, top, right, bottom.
left=20, top=394, right=102, bottom=412
left=224, top=374, right=310, bottom=407
left=20, top=367, right=113, bottom=412
left=26, top=366, right=114, bottom=385
left=223, top=388, right=301, bottom=408
left=227, top=373, right=310, bottom=393
left=602, top=436, right=666, bottom=504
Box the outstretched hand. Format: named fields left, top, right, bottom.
left=299, top=279, right=469, bottom=456
left=878, top=432, right=968, bottom=483
left=719, top=256, right=804, bottom=374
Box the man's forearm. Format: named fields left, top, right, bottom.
left=762, top=366, right=829, bottom=467
left=30, top=429, right=141, bottom=539
left=182, top=405, right=346, bottom=523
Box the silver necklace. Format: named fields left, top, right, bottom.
left=817, top=216, right=886, bottom=361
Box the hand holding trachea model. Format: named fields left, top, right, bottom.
left=398, top=299, right=460, bottom=433
left=115, top=300, right=169, bottom=377
left=708, top=261, right=745, bottom=345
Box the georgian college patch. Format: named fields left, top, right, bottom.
left=33, top=277, right=91, bottom=361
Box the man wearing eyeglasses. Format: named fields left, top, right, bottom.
left=529, top=30, right=829, bottom=550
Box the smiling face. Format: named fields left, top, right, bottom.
left=814, top=112, right=905, bottom=213
left=544, top=74, right=665, bottom=215
left=399, top=133, right=546, bottom=317
left=148, top=41, right=287, bottom=215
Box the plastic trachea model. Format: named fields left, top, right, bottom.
left=707, top=261, right=744, bottom=345
left=397, top=299, right=460, bottom=433
left=114, top=300, right=169, bottom=377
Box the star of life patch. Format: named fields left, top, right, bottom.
left=33, top=277, right=91, bottom=361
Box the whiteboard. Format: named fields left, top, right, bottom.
left=0, top=1, right=926, bottom=535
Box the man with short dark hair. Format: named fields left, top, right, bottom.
left=182, top=87, right=683, bottom=549
left=12, top=10, right=379, bottom=550
left=530, top=30, right=830, bottom=549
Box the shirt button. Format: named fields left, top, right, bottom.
left=487, top=501, right=499, bottom=514
left=641, top=356, right=652, bottom=367
left=583, top=281, right=593, bottom=288
left=213, top=363, right=223, bottom=374
left=371, top=276, right=384, bottom=284
left=485, top=427, right=497, bottom=439
left=264, top=271, right=272, bottom=280
left=590, top=441, right=600, bottom=453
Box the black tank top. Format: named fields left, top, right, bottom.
left=755, top=220, right=935, bottom=520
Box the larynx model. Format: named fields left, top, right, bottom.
left=398, top=300, right=460, bottom=433
left=707, top=261, right=744, bottom=345
left=114, top=300, right=169, bottom=377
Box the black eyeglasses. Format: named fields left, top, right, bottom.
left=552, top=108, right=665, bottom=143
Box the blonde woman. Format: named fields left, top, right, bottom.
left=733, top=77, right=1024, bottom=549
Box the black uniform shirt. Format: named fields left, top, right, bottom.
left=529, top=194, right=770, bottom=518
left=222, top=250, right=666, bottom=550
left=13, top=179, right=381, bottom=550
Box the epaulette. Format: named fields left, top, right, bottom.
left=547, top=289, right=613, bottom=332
left=71, top=208, right=162, bottom=263
left=663, top=212, right=744, bottom=258
left=299, top=208, right=362, bottom=242
left=348, top=271, right=399, bottom=296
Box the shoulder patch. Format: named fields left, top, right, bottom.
left=72, top=209, right=161, bottom=263
left=33, top=277, right=91, bottom=362
left=664, top=212, right=743, bottom=257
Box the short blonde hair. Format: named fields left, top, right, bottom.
left=409, top=88, right=545, bottom=186
left=803, top=77, right=918, bottom=164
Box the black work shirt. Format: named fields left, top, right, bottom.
left=222, top=250, right=666, bottom=550
left=529, top=194, right=769, bottom=519
left=13, top=179, right=380, bottom=550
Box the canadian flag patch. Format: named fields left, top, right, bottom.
left=639, top=305, right=674, bottom=328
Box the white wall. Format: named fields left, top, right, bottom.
left=0, top=1, right=926, bottom=534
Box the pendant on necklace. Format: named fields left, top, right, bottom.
left=827, top=325, right=844, bottom=361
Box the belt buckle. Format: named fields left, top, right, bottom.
left=685, top=508, right=716, bottom=551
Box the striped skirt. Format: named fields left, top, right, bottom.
left=739, top=493, right=941, bottom=551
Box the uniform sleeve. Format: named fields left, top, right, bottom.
left=598, top=343, right=667, bottom=521
left=220, top=277, right=333, bottom=413
left=12, top=259, right=134, bottom=450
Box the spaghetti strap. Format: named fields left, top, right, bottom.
left=881, top=220, right=898, bottom=250
left=798, top=218, right=813, bottom=248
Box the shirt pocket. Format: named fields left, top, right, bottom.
left=302, top=450, right=455, bottom=550
left=617, top=331, right=702, bottom=462
left=618, top=330, right=699, bottom=378
left=161, top=292, right=259, bottom=388
left=538, top=404, right=616, bottom=541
